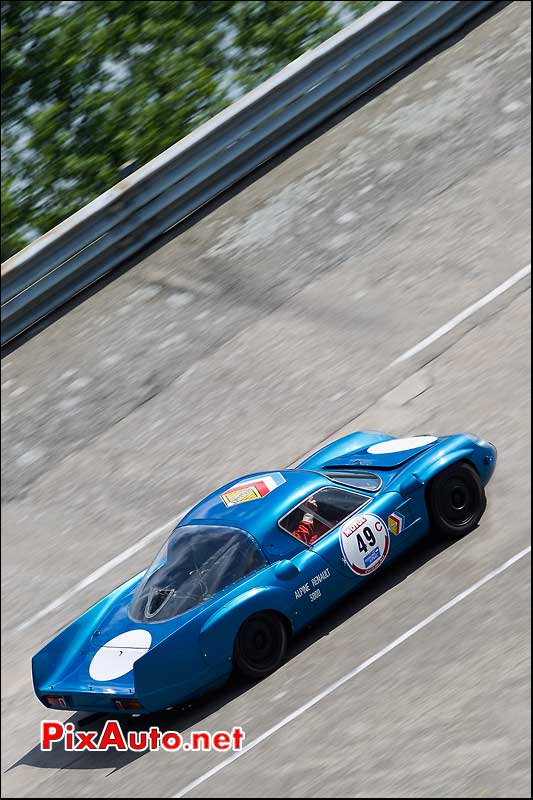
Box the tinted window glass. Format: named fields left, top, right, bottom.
left=322, top=471, right=382, bottom=491
left=279, top=487, right=369, bottom=545
left=130, top=525, right=266, bottom=622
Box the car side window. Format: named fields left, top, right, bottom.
left=322, top=470, right=382, bottom=492
left=279, top=487, right=369, bottom=546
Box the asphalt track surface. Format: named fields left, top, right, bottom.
left=1, top=3, right=531, bottom=797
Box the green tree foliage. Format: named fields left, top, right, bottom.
left=1, top=1, right=377, bottom=260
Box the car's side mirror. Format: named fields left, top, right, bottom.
left=274, top=560, right=300, bottom=580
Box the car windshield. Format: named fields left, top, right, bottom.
left=130, top=525, right=267, bottom=622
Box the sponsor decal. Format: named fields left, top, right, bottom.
left=363, top=546, right=380, bottom=568
left=388, top=511, right=405, bottom=536
left=294, top=568, right=331, bottom=601
left=341, top=515, right=367, bottom=537
left=221, top=485, right=262, bottom=506
left=294, top=582, right=310, bottom=599
left=339, top=513, right=390, bottom=575
left=220, top=472, right=285, bottom=507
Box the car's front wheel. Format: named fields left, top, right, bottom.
left=233, top=612, right=288, bottom=680
left=427, top=461, right=486, bottom=539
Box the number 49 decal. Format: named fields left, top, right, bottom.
left=339, top=514, right=390, bottom=575
left=356, top=526, right=377, bottom=553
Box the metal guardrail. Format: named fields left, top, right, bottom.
left=1, top=0, right=496, bottom=346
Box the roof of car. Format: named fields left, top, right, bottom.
left=178, top=469, right=331, bottom=560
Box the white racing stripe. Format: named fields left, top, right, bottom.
left=174, top=545, right=531, bottom=798
left=14, top=265, right=530, bottom=634
left=389, top=264, right=531, bottom=366
left=15, top=513, right=186, bottom=632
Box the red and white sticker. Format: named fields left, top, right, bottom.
left=339, top=513, right=390, bottom=575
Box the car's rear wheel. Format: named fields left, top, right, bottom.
left=233, top=612, right=288, bottom=680
left=427, top=461, right=486, bottom=539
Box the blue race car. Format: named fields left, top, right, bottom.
left=33, top=431, right=496, bottom=715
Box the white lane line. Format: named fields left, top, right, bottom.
left=174, top=545, right=531, bottom=798
left=15, top=513, right=187, bottom=632
left=389, top=263, right=531, bottom=366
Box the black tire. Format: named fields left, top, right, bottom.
left=428, top=461, right=486, bottom=539
left=233, top=612, right=288, bottom=680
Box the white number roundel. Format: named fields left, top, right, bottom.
left=339, top=513, right=390, bottom=575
